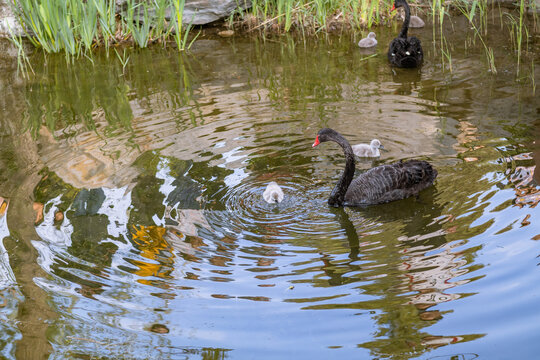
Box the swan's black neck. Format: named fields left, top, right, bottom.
left=399, top=1, right=410, bottom=39
left=328, top=133, right=356, bottom=207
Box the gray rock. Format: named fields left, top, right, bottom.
left=118, top=0, right=252, bottom=25
left=182, top=0, right=251, bottom=25
left=0, top=0, right=25, bottom=37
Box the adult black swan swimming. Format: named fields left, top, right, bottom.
left=387, top=0, right=423, bottom=68
left=312, top=128, right=437, bottom=207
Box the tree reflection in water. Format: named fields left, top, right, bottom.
left=320, top=199, right=484, bottom=358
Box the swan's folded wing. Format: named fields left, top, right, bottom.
left=401, top=160, right=437, bottom=186
left=345, top=165, right=404, bottom=204
left=344, top=161, right=436, bottom=205
left=407, top=36, right=423, bottom=58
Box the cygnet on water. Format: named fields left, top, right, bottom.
left=351, top=139, right=384, bottom=157
left=409, top=15, right=425, bottom=28
left=358, top=32, right=377, bottom=48
left=263, top=182, right=284, bottom=203
left=400, top=13, right=425, bottom=28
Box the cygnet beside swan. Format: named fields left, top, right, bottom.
left=352, top=139, right=384, bottom=157
left=312, top=128, right=437, bottom=207
left=409, top=15, right=425, bottom=28
left=358, top=32, right=377, bottom=48
left=263, top=182, right=284, bottom=203
left=400, top=13, right=425, bottom=28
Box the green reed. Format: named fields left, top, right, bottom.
left=77, top=1, right=99, bottom=52
left=114, top=48, right=131, bottom=75
left=530, top=60, right=536, bottom=94
left=430, top=0, right=535, bottom=78
left=91, top=0, right=117, bottom=51
left=427, top=0, right=495, bottom=74
left=150, top=0, right=171, bottom=42
left=454, top=0, right=496, bottom=73
left=429, top=0, right=452, bottom=71
left=10, top=0, right=197, bottom=56
left=234, top=0, right=390, bottom=33
left=124, top=0, right=151, bottom=48
left=7, top=27, right=34, bottom=77
left=516, top=0, right=525, bottom=76
left=171, top=0, right=200, bottom=50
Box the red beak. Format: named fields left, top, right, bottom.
left=391, top=4, right=395, bottom=10
left=312, top=135, right=320, bottom=147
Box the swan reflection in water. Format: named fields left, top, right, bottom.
left=321, top=198, right=478, bottom=356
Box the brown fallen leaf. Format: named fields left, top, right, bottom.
left=55, top=211, right=64, bottom=222
left=218, top=30, right=234, bottom=37
left=33, top=202, right=44, bottom=224
left=521, top=214, right=531, bottom=227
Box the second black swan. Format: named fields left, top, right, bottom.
left=312, top=128, right=437, bottom=207
left=388, top=0, right=423, bottom=68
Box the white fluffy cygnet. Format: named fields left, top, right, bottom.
left=263, top=182, right=284, bottom=204
left=409, top=15, right=425, bottom=28
left=400, top=13, right=425, bottom=28
left=352, top=139, right=384, bottom=157
left=358, top=32, right=377, bottom=48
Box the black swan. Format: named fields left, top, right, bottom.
left=388, top=0, right=423, bottom=68
left=312, top=128, right=437, bottom=207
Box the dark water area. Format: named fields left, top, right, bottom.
left=0, top=11, right=539, bottom=359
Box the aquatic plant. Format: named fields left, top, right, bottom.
left=114, top=48, right=131, bottom=75
left=92, top=0, right=117, bottom=51
left=123, top=0, right=152, bottom=48
left=170, top=0, right=200, bottom=50
left=7, top=26, right=34, bottom=77
left=429, top=0, right=452, bottom=71
left=453, top=0, right=497, bottom=74
left=9, top=0, right=197, bottom=55
left=425, top=0, right=539, bottom=78
left=232, top=0, right=391, bottom=33
left=150, top=0, right=172, bottom=42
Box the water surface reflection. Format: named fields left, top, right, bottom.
left=0, top=13, right=539, bottom=359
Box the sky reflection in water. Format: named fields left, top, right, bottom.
left=0, top=13, right=539, bottom=359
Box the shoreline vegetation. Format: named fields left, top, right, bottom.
left=6, top=0, right=539, bottom=79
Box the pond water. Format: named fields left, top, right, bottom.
left=0, top=11, right=539, bottom=360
